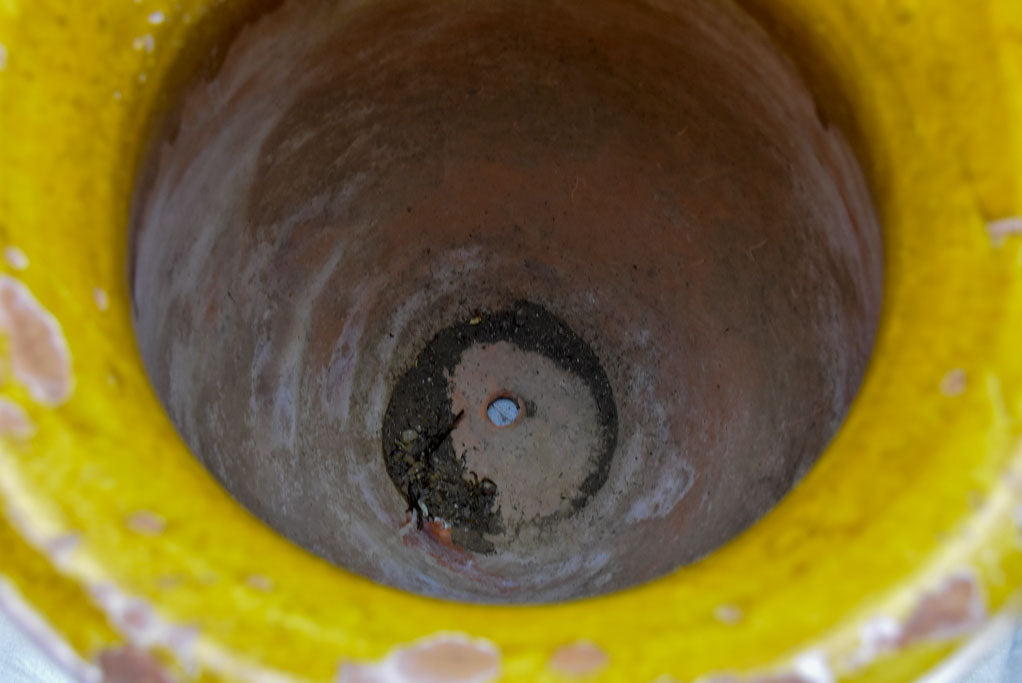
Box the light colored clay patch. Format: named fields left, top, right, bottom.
left=939, top=368, right=967, bottom=397
left=0, top=42, right=7, bottom=71
left=703, top=674, right=808, bottom=683
left=94, top=287, right=110, bottom=311
left=449, top=342, right=602, bottom=523
left=3, top=245, right=28, bottom=270
left=126, top=511, right=167, bottom=535
left=392, top=635, right=500, bottom=683
left=338, top=665, right=386, bottom=683
left=245, top=574, right=274, bottom=592
left=0, top=276, right=74, bottom=406
left=987, top=216, right=1022, bottom=246
left=339, top=633, right=500, bottom=683
left=899, top=571, right=986, bottom=646
left=0, top=396, right=35, bottom=439
left=548, top=641, right=609, bottom=676
left=148, top=10, right=165, bottom=24
left=90, top=584, right=199, bottom=667
left=713, top=604, right=743, bottom=625
left=98, top=646, right=174, bottom=683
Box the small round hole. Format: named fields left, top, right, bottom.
left=486, top=396, right=521, bottom=427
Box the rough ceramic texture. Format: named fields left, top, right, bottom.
left=0, top=0, right=1021, bottom=680
left=130, top=0, right=882, bottom=602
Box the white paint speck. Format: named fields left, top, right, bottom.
left=793, top=650, right=834, bottom=683
left=3, top=246, right=28, bottom=271
left=132, top=34, right=155, bottom=53
left=987, top=216, right=1022, bottom=246
left=148, top=10, right=165, bottom=24
left=93, top=287, right=109, bottom=311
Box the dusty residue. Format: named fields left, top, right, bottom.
left=98, top=646, right=175, bottom=683
left=0, top=396, right=35, bottom=439
left=548, top=641, right=609, bottom=676
left=339, top=633, right=500, bottom=683
left=898, top=571, right=985, bottom=646
left=0, top=276, right=74, bottom=406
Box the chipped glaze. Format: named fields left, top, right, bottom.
left=0, top=276, right=74, bottom=406
left=339, top=633, right=500, bottom=683
left=0, top=397, right=34, bottom=440
left=986, top=216, right=1022, bottom=246
left=3, top=245, right=29, bottom=271
left=940, top=369, right=968, bottom=397
left=0, top=0, right=1021, bottom=681
left=548, top=641, right=610, bottom=676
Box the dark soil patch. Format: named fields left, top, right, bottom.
left=381, top=300, right=617, bottom=554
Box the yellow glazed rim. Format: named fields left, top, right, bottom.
left=2, top=0, right=1022, bottom=681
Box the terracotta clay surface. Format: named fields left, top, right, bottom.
left=131, top=0, right=882, bottom=602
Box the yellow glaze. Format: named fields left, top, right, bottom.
left=1, top=0, right=1021, bottom=681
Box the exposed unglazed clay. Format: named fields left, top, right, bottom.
left=131, top=0, right=882, bottom=602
